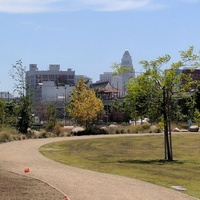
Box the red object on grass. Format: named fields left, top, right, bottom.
left=24, top=168, right=30, bottom=173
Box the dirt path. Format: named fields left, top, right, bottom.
left=0, top=134, right=197, bottom=200
left=0, top=169, right=64, bottom=199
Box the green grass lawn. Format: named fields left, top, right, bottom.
left=39, top=133, right=200, bottom=199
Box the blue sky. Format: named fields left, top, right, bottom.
left=0, top=0, right=200, bottom=95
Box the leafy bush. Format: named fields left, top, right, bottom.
left=115, top=130, right=120, bottom=134
left=0, top=132, right=11, bottom=143
left=141, top=122, right=151, bottom=130
left=0, top=126, right=20, bottom=143
left=130, top=125, right=143, bottom=133
left=73, top=126, right=109, bottom=136
left=37, top=131, right=56, bottom=138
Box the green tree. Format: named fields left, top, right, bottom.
left=109, top=99, right=125, bottom=122
left=0, top=99, right=5, bottom=125
left=194, top=108, right=200, bottom=126
left=194, top=84, right=200, bottom=111
left=45, top=103, right=57, bottom=131
left=143, top=47, right=199, bottom=160
left=10, top=60, right=32, bottom=134
left=17, top=96, right=32, bottom=133
left=125, top=73, right=162, bottom=123
left=67, top=78, right=104, bottom=129
left=5, top=100, right=20, bottom=125
left=113, top=46, right=200, bottom=161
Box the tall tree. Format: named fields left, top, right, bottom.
left=67, top=78, right=104, bottom=129
left=113, top=46, right=200, bottom=161
left=10, top=60, right=32, bottom=134
left=142, top=47, right=199, bottom=160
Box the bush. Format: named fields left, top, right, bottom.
left=141, top=122, right=151, bottom=130
left=73, top=126, right=110, bottom=136
left=115, top=130, right=120, bottom=134
left=0, top=126, right=20, bottom=143
left=0, top=132, right=11, bottom=143
left=131, top=125, right=143, bottom=133
left=37, top=131, right=56, bottom=138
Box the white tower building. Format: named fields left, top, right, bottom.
left=120, top=50, right=135, bottom=93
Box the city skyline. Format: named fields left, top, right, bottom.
left=0, top=0, right=200, bottom=95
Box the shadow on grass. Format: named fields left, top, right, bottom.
left=118, top=159, right=184, bottom=165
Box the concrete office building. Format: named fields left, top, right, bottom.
left=26, top=64, right=76, bottom=109
left=26, top=64, right=94, bottom=111
left=26, top=64, right=75, bottom=89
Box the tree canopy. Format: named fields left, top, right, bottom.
left=10, top=60, right=33, bottom=134
left=114, top=46, right=200, bottom=161
left=67, top=78, right=104, bottom=128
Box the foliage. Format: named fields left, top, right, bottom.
left=109, top=99, right=125, bottom=122
left=16, top=96, right=32, bottom=134
left=10, top=60, right=27, bottom=97
left=4, top=100, right=19, bottom=125
left=137, top=46, right=200, bottom=160
left=125, top=74, right=162, bottom=122
left=0, top=126, right=20, bottom=143
left=113, top=46, right=200, bottom=161
left=193, top=109, right=200, bottom=126
left=111, top=63, right=134, bottom=76
left=141, top=122, right=151, bottom=130
left=10, top=60, right=33, bottom=134
left=194, top=84, right=200, bottom=111
left=0, top=99, right=5, bottom=124
left=45, top=103, right=57, bottom=131
left=67, top=78, right=104, bottom=129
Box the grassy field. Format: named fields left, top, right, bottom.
left=39, top=133, right=200, bottom=199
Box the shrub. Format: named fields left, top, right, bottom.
left=0, top=132, right=11, bottom=143
left=120, top=129, right=125, bottom=134
left=52, top=123, right=63, bottom=136
left=115, top=130, right=120, bottom=134
left=37, top=131, right=56, bottom=138
left=131, top=125, right=143, bottom=133
left=141, top=122, right=151, bottom=130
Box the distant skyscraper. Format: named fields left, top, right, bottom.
left=120, top=50, right=135, bottom=93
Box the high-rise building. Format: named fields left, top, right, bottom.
left=98, top=50, right=135, bottom=95
left=120, top=50, right=135, bottom=93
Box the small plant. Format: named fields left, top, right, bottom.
left=141, top=122, right=151, bottom=130
left=120, top=129, right=125, bottom=134
left=131, top=125, right=143, bottom=133
left=0, top=132, right=11, bottom=143
left=115, top=130, right=120, bottom=134
left=156, top=121, right=164, bottom=133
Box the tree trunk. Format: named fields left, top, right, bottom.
left=163, top=87, right=173, bottom=161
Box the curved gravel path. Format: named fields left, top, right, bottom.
left=0, top=134, right=197, bottom=200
